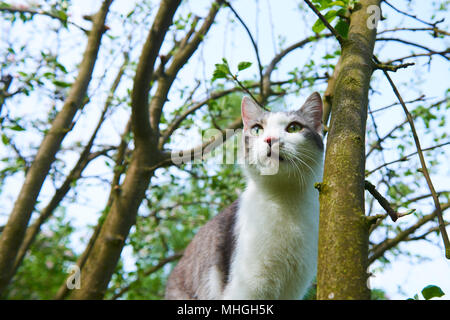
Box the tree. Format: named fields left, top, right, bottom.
left=0, top=0, right=114, bottom=294
left=0, top=0, right=448, bottom=299
left=309, top=0, right=381, bottom=299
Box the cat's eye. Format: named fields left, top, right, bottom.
left=250, top=124, right=263, bottom=136
left=286, top=122, right=303, bottom=133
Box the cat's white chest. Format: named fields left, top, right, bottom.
left=223, top=184, right=319, bottom=299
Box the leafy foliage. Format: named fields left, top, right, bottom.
left=310, top=0, right=351, bottom=38
left=4, top=210, right=77, bottom=299
left=0, top=0, right=448, bottom=300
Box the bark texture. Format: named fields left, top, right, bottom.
left=68, top=0, right=182, bottom=300
left=68, top=0, right=223, bottom=299
left=317, top=0, right=381, bottom=300
left=0, top=0, right=113, bottom=296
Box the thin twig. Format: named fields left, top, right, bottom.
left=366, top=98, right=448, bottom=157
left=373, top=55, right=450, bottom=259
left=369, top=95, right=426, bottom=114
left=224, top=1, right=264, bottom=101
left=366, top=141, right=450, bottom=175
left=0, top=5, right=87, bottom=32
left=364, top=180, right=412, bottom=222
left=387, top=49, right=450, bottom=65
left=262, top=33, right=332, bottom=100
left=110, top=252, right=183, bottom=300
left=376, top=38, right=450, bottom=61
left=382, top=0, right=445, bottom=28
left=374, top=62, right=415, bottom=72
left=369, top=203, right=450, bottom=265
left=230, top=74, right=264, bottom=110
left=401, top=191, right=450, bottom=207
left=377, top=27, right=450, bottom=37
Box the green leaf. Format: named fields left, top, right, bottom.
left=335, top=19, right=349, bottom=38
left=212, top=69, right=227, bottom=81
left=55, top=62, right=68, bottom=74
left=312, top=10, right=337, bottom=34
left=311, top=0, right=340, bottom=10
left=9, top=124, right=25, bottom=131
left=52, top=80, right=72, bottom=88
left=237, top=61, right=252, bottom=71
left=43, top=72, right=55, bottom=79
left=421, top=285, right=445, bottom=300
left=1, top=134, right=9, bottom=145
left=212, top=61, right=231, bottom=81
left=320, top=1, right=347, bottom=10
left=58, top=10, right=68, bottom=22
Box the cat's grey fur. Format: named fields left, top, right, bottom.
left=164, top=201, right=238, bottom=299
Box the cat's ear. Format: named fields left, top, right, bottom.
left=299, top=92, right=323, bottom=132
left=241, top=96, right=265, bottom=128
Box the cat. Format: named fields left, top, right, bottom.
left=165, top=92, right=324, bottom=300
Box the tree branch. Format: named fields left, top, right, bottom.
left=0, top=74, right=13, bottom=116
left=366, top=141, right=450, bottom=175
left=157, top=116, right=243, bottom=169
left=303, top=0, right=345, bottom=45
left=386, top=49, right=450, bottom=65
left=369, top=94, right=426, bottom=114
left=377, top=27, right=450, bottom=37
left=373, top=54, right=450, bottom=259
left=0, top=5, right=87, bottom=32
left=149, top=0, right=223, bottom=134
left=366, top=98, right=447, bottom=158
left=376, top=38, right=450, bottom=61
left=369, top=203, right=450, bottom=265
left=401, top=191, right=450, bottom=207
left=364, top=180, right=411, bottom=222
left=322, top=55, right=342, bottom=132
left=159, top=86, right=244, bottom=148
left=0, top=0, right=114, bottom=296
left=131, top=0, right=181, bottom=145
left=373, top=61, right=415, bottom=72
left=262, top=34, right=332, bottom=100
left=382, top=0, right=445, bottom=28
left=110, top=252, right=183, bottom=300
left=224, top=1, right=264, bottom=102
left=316, top=0, right=380, bottom=300
left=67, top=1, right=186, bottom=300
left=11, top=55, right=128, bottom=298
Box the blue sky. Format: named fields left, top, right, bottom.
left=1, top=0, right=449, bottom=299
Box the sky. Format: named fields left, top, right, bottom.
left=1, top=0, right=449, bottom=299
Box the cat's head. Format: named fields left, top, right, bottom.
left=241, top=93, right=324, bottom=180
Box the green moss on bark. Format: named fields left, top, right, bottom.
left=316, top=0, right=381, bottom=300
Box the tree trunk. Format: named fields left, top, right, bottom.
left=8, top=56, right=127, bottom=290
left=67, top=0, right=225, bottom=299
left=317, top=0, right=380, bottom=300
left=68, top=0, right=182, bottom=299
left=0, top=0, right=113, bottom=296
left=68, top=148, right=159, bottom=299
left=54, top=120, right=131, bottom=300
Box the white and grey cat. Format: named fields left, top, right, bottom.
left=165, top=92, right=324, bottom=300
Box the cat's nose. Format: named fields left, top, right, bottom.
left=264, top=136, right=278, bottom=146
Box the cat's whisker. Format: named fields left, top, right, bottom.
left=284, top=153, right=306, bottom=186
left=284, top=150, right=314, bottom=174
left=289, top=154, right=316, bottom=182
